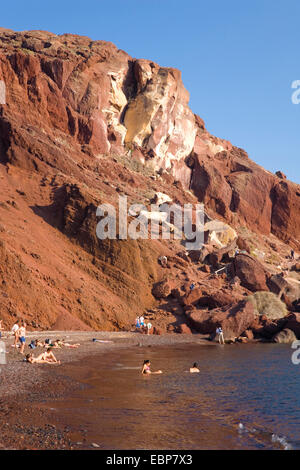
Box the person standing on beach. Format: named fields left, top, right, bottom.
left=11, top=320, right=20, bottom=348
left=216, top=326, right=225, bottom=345
left=135, top=316, right=140, bottom=331
left=0, top=320, right=3, bottom=339
left=18, top=321, right=27, bottom=355
left=146, top=322, right=152, bottom=335
left=139, top=315, right=145, bottom=329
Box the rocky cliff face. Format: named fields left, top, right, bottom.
left=0, top=28, right=299, bottom=331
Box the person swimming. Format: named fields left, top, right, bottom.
left=189, top=362, right=200, bottom=373
left=141, top=359, right=162, bottom=375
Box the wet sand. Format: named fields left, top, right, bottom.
left=0, top=331, right=213, bottom=449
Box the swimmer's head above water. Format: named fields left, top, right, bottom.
left=142, top=360, right=162, bottom=375
left=190, top=362, right=200, bottom=373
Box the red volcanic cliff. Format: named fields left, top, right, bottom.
left=0, top=29, right=299, bottom=332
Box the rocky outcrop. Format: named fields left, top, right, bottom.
left=250, top=316, right=287, bottom=340
left=186, top=299, right=255, bottom=339
left=0, top=29, right=299, bottom=331
left=268, top=273, right=300, bottom=304
left=152, top=279, right=172, bottom=299
left=0, top=29, right=299, bottom=251
left=271, top=180, right=300, bottom=249
left=124, top=61, right=197, bottom=173
left=233, top=254, right=268, bottom=292
left=182, top=287, right=202, bottom=307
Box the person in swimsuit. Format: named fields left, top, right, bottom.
left=18, top=321, right=27, bottom=355
left=25, top=349, right=60, bottom=364
left=53, top=339, right=80, bottom=348
left=35, top=347, right=60, bottom=364
left=11, top=321, right=20, bottom=348
left=189, top=362, right=200, bottom=373
left=141, top=359, right=162, bottom=375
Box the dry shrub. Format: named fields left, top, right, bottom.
left=247, top=291, right=287, bottom=320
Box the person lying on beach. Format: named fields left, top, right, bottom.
left=32, top=348, right=60, bottom=364
left=45, top=339, right=64, bottom=348
left=189, top=362, right=200, bottom=373
left=25, top=353, right=47, bottom=364
left=141, top=360, right=162, bottom=375
left=25, top=350, right=60, bottom=364
left=50, top=339, right=80, bottom=348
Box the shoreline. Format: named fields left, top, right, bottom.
left=0, top=330, right=217, bottom=449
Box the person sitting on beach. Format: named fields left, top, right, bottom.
left=190, top=362, right=200, bottom=373
left=35, top=348, right=60, bottom=364
left=141, top=360, right=162, bottom=375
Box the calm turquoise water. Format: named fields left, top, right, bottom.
left=46, top=343, right=300, bottom=450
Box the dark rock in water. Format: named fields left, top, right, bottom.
left=249, top=316, right=287, bottom=340
left=285, top=313, right=300, bottom=338
left=273, top=328, right=297, bottom=344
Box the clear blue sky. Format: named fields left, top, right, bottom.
left=2, top=0, right=300, bottom=182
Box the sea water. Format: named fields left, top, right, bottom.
left=45, top=343, right=300, bottom=450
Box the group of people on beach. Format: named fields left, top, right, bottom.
left=4, top=319, right=81, bottom=365
left=141, top=360, right=200, bottom=375
left=135, top=316, right=152, bottom=335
